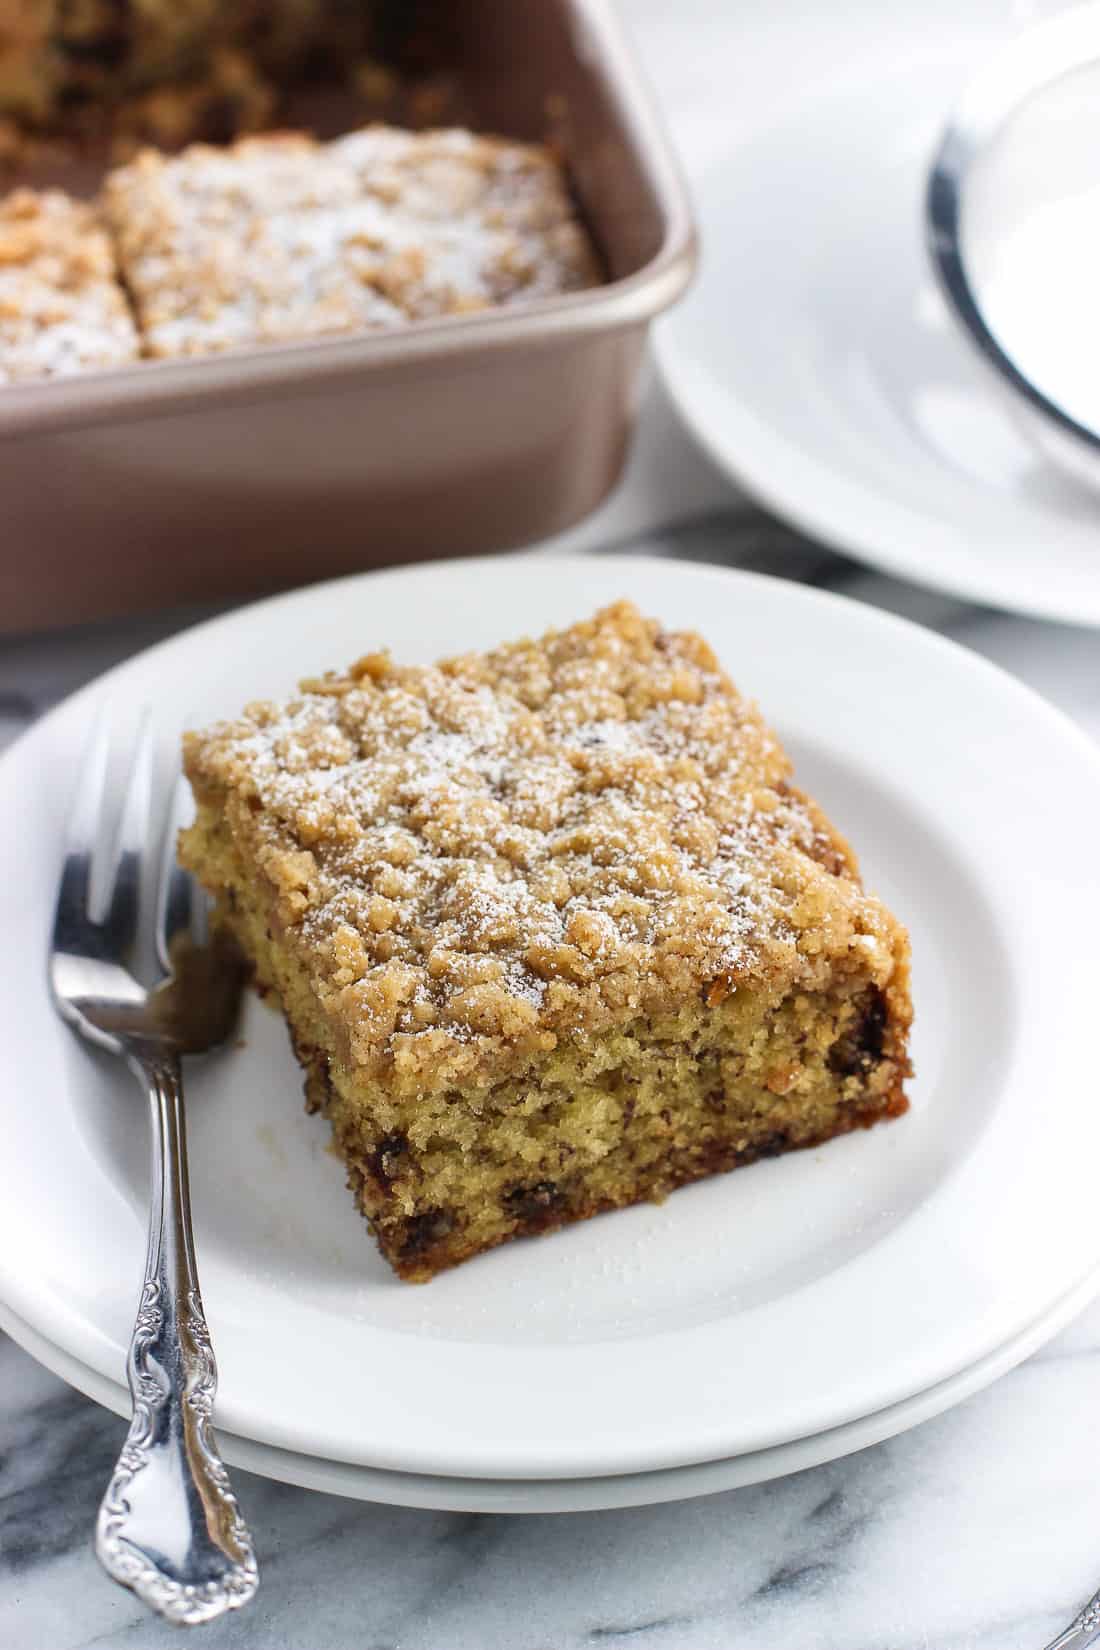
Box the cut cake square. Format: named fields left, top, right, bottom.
left=103, top=124, right=601, bottom=358
left=102, top=133, right=403, bottom=358
left=180, top=601, right=912, bottom=1281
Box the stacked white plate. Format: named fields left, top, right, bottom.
left=3, top=555, right=1100, bottom=1511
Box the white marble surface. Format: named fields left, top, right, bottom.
left=3, top=1296, right=1100, bottom=1650
left=5, top=4, right=1100, bottom=1648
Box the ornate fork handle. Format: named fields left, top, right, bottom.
left=1045, top=1590, right=1100, bottom=1650
left=96, top=1052, right=257, bottom=1625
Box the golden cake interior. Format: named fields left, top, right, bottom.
left=180, top=601, right=912, bottom=1281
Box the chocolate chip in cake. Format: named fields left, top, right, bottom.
left=399, top=1208, right=454, bottom=1260
left=735, top=1130, right=788, bottom=1164
left=828, top=989, right=888, bottom=1077
left=503, top=1180, right=562, bottom=1225
left=368, top=1130, right=409, bottom=1188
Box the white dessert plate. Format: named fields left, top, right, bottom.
left=654, top=21, right=1100, bottom=625
left=2, top=553, right=1099, bottom=1483
left=4, top=1263, right=1095, bottom=1512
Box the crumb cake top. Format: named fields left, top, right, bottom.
left=184, top=602, right=904, bottom=1090
left=328, top=127, right=601, bottom=313
left=103, top=134, right=406, bottom=356
left=0, top=189, right=138, bottom=382
left=104, top=125, right=601, bottom=357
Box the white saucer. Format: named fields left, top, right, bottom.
left=655, top=26, right=1100, bottom=624
left=3, top=554, right=1100, bottom=1483
left=4, top=1268, right=1095, bottom=1512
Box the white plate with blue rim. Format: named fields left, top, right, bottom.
left=1, top=554, right=1099, bottom=1491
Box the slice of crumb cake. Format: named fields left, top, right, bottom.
left=180, top=601, right=912, bottom=1281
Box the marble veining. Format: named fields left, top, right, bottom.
left=5, top=1297, right=1100, bottom=1649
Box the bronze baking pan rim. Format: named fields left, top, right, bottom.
left=0, top=241, right=695, bottom=436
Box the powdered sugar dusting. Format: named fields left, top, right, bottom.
left=185, top=602, right=886, bottom=1068
left=104, top=125, right=601, bottom=360
left=0, top=189, right=139, bottom=383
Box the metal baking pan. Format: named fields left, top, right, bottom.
left=0, top=0, right=696, bottom=633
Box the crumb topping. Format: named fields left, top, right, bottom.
left=104, top=124, right=601, bottom=358
left=183, top=602, right=901, bottom=1079
left=0, top=187, right=139, bottom=381
left=330, top=127, right=601, bottom=315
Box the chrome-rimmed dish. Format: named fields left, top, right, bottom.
left=926, top=2, right=1100, bottom=491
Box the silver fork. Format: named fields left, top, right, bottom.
left=1044, top=1589, right=1100, bottom=1649
left=49, top=713, right=257, bottom=1626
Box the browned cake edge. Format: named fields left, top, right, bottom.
left=281, top=1002, right=910, bottom=1284
left=214, top=868, right=911, bottom=1282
